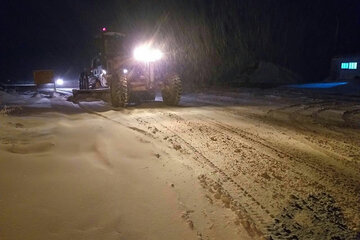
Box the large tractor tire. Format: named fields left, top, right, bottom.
left=110, top=74, right=128, bottom=107
left=79, top=72, right=89, bottom=89
left=161, top=74, right=182, bottom=106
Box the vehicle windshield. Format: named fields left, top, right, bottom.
left=103, top=33, right=125, bottom=58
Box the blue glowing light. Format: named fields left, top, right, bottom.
left=349, top=62, right=357, bottom=69
left=288, top=82, right=348, bottom=89
left=341, top=62, right=357, bottom=70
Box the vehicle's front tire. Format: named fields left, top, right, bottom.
left=110, top=74, right=128, bottom=107
left=161, top=74, right=182, bottom=106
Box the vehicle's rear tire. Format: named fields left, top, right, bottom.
left=162, top=74, right=182, bottom=106
left=79, top=72, right=89, bottom=89
left=110, top=74, right=128, bottom=107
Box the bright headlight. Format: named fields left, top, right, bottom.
left=134, top=45, right=163, bottom=62
left=56, top=78, right=64, bottom=85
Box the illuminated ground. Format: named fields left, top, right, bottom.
left=0, top=89, right=359, bottom=239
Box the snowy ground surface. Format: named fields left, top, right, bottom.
left=0, top=88, right=359, bottom=240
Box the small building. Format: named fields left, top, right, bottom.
left=330, top=55, right=360, bottom=81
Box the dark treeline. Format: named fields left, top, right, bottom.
left=111, top=0, right=360, bottom=86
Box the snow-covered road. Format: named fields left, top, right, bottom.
left=0, top=89, right=359, bottom=239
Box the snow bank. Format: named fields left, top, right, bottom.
left=0, top=90, right=20, bottom=103
left=236, top=61, right=301, bottom=87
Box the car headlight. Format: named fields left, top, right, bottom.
left=134, top=45, right=163, bottom=62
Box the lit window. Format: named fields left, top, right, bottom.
left=341, top=62, right=349, bottom=69
left=341, top=62, right=358, bottom=70
left=349, top=62, right=358, bottom=69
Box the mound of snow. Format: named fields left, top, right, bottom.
left=237, top=61, right=301, bottom=87
left=0, top=90, right=20, bottom=104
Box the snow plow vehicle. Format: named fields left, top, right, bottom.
left=73, top=29, right=182, bottom=107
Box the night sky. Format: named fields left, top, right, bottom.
left=1, top=0, right=360, bottom=84
left=1, top=0, right=118, bottom=82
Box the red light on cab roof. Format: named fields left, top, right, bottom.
left=102, top=27, right=107, bottom=32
